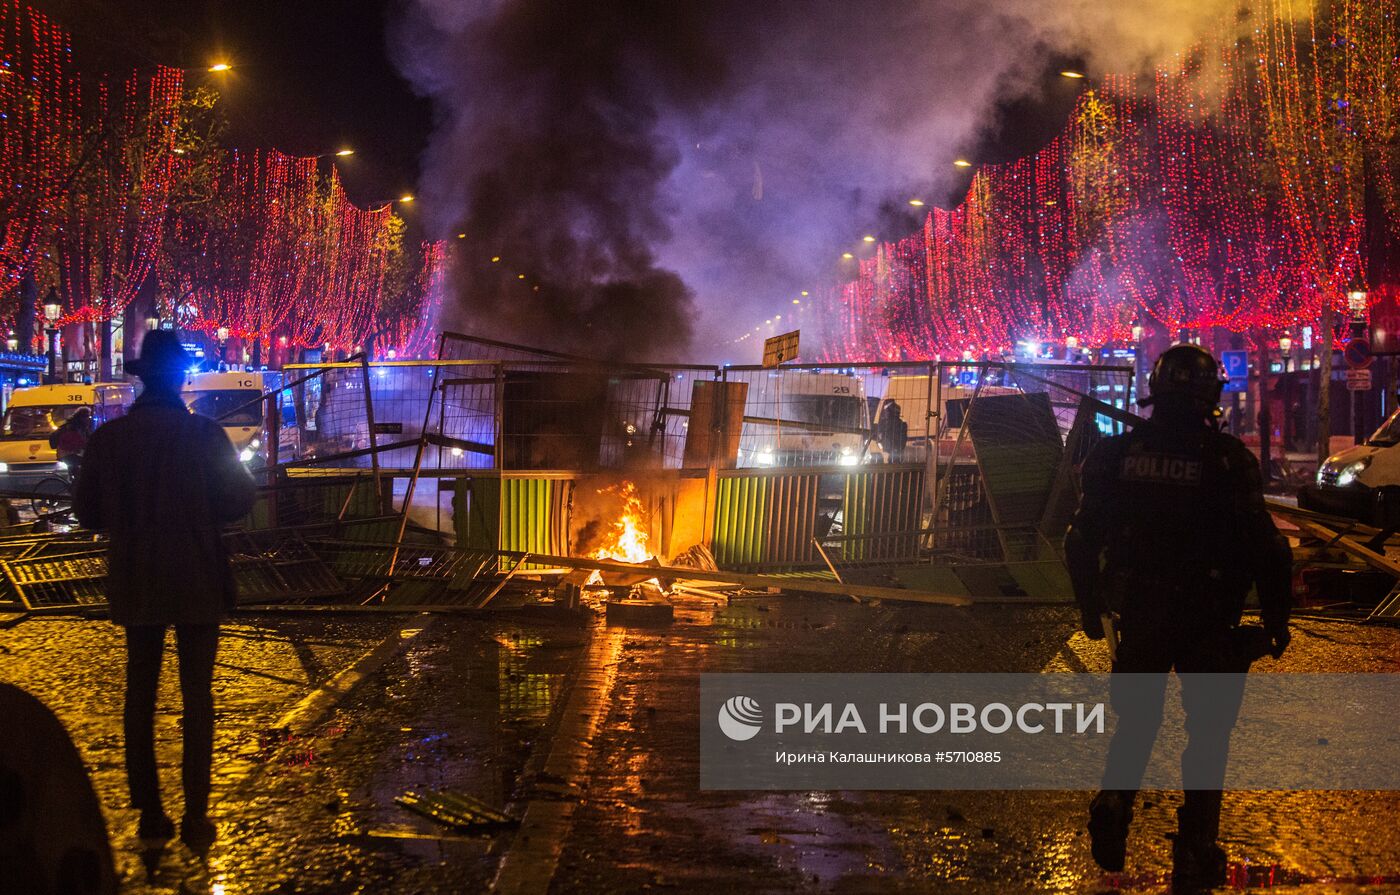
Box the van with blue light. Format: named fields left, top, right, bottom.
left=182, top=369, right=286, bottom=463
left=0, top=382, right=136, bottom=470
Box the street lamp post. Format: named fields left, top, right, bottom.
left=216, top=326, right=230, bottom=367
left=1280, top=334, right=1294, bottom=458
left=42, top=294, right=61, bottom=383
left=1349, top=289, right=1368, bottom=444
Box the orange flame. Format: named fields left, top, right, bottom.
left=592, top=481, right=652, bottom=564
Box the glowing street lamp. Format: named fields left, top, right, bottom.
left=1348, top=289, right=1368, bottom=314
left=208, top=62, right=232, bottom=73
left=1060, top=70, right=1085, bottom=79
left=335, top=148, right=355, bottom=157
left=908, top=199, right=925, bottom=207
left=953, top=158, right=973, bottom=168
left=42, top=292, right=61, bottom=382
left=1130, top=320, right=1144, bottom=343
left=5, top=332, right=17, bottom=353
left=1278, top=334, right=1293, bottom=359
left=398, top=194, right=415, bottom=203
left=862, top=235, right=876, bottom=243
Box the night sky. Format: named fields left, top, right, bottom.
left=30, top=0, right=430, bottom=208
left=26, top=0, right=1090, bottom=358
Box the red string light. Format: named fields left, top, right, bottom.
left=0, top=0, right=431, bottom=354
left=820, top=0, right=1396, bottom=359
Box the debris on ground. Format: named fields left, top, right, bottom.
left=394, top=789, right=517, bottom=830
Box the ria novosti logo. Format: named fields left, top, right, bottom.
left=718, top=695, right=763, bottom=741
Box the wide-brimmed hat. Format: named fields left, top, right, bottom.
left=127, top=329, right=191, bottom=377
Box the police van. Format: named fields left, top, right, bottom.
left=183, top=370, right=286, bottom=463
left=0, top=383, right=136, bottom=469
left=741, top=371, right=872, bottom=467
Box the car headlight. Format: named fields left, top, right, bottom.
left=249, top=437, right=261, bottom=450
left=238, top=447, right=256, bottom=463
left=1335, top=456, right=1372, bottom=487
left=0, top=462, right=9, bottom=473
left=839, top=453, right=860, bottom=466
left=756, top=447, right=775, bottom=466
left=55, top=460, right=67, bottom=472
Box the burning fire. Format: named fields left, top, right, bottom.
left=592, top=481, right=652, bottom=564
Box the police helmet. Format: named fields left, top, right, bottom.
left=1141, top=344, right=1224, bottom=411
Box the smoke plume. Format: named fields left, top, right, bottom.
left=394, top=0, right=1253, bottom=360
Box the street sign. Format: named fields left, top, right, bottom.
left=1346, top=368, right=1373, bottom=391
left=1221, top=349, right=1248, bottom=380
left=1222, top=378, right=1247, bottom=394
left=1344, top=337, right=1374, bottom=369
left=762, top=330, right=799, bottom=367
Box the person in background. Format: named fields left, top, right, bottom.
left=876, top=400, right=908, bottom=463
left=73, top=331, right=256, bottom=851
left=50, top=406, right=92, bottom=475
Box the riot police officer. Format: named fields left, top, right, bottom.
left=1064, top=344, right=1292, bottom=890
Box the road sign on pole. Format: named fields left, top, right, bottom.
left=1221, top=349, right=1248, bottom=393
left=1346, top=368, right=1372, bottom=391
left=763, top=330, right=799, bottom=367
left=1344, top=337, right=1374, bottom=370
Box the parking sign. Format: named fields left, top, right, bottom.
left=1221, top=350, right=1248, bottom=381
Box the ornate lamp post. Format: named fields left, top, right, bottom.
left=42, top=293, right=61, bottom=383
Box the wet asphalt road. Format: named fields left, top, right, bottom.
left=3, top=601, right=1400, bottom=894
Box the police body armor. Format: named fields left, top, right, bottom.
left=1092, top=422, right=1252, bottom=628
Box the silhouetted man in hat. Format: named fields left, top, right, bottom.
left=74, top=330, right=256, bottom=850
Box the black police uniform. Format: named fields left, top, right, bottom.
left=1064, top=394, right=1292, bottom=872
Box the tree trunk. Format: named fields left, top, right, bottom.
left=1317, top=301, right=1334, bottom=467
left=98, top=318, right=111, bottom=382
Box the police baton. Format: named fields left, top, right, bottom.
left=1100, top=613, right=1119, bottom=664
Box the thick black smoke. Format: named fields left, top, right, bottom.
left=394, top=0, right=1248, bottom=360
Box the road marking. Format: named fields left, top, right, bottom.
left=209, top=615, right=432, bottom=812
left=491, top=622, right=625, bottom=895
left=274, top=616, right=431, bottom=734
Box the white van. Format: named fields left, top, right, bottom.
left=1304, top=408, right=1400, bottom=520
left=0, top=383, right=136, bottom=468
left=183, top=370, right=283, bottom=461
left=739, top=370, right=871, bottom=467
